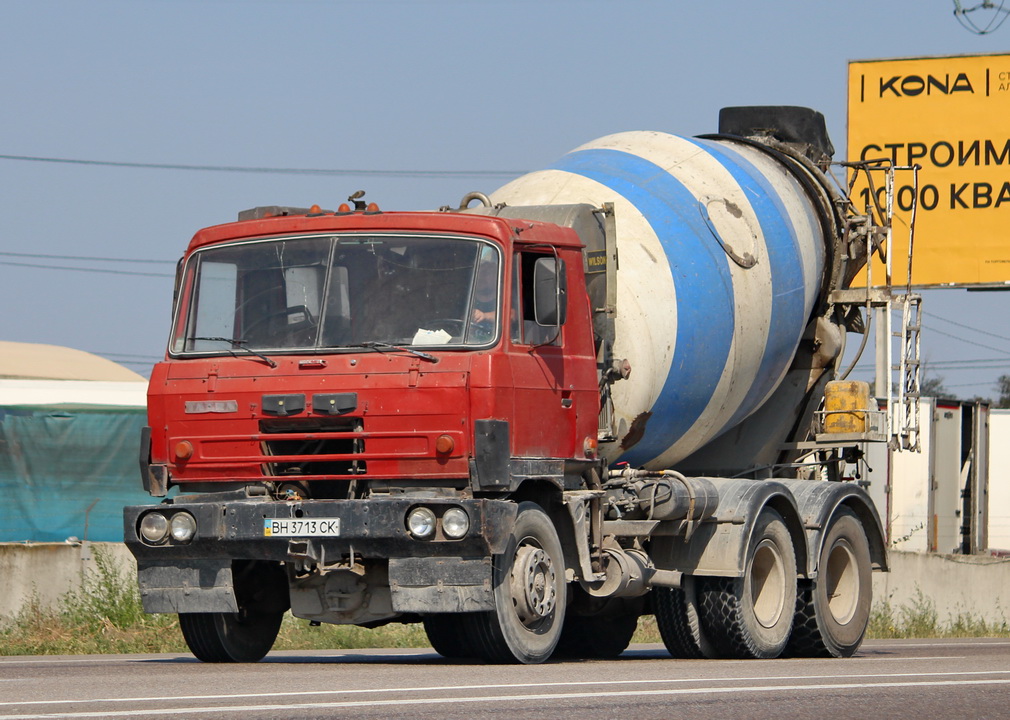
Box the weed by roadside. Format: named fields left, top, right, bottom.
left=0, top=546, right=186, bottom=655
left=868, top=588, right=1010, bottom=639
left=0, top=546, right=428, bottom=656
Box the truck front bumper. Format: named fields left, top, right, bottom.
left=124, top=496, right=517, bottom=615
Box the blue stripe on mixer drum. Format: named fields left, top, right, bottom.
left=550, top=148, right=735, bottom=465
left=688, top=138, right=815, bottom=431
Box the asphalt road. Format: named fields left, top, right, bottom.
left=1, top=639, right=1009, bottom=719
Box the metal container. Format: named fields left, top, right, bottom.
left=823, top=380, right=872, bottom=434
left=491, top=130, right=828, bottom=468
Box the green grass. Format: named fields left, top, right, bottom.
left=276, top=619, right=428, bottom=651
left=867, top=588, right=1010, bottom=639
left=2, top=554, right=1005, bottom=656
left=632, top=615, right=662, bottom=644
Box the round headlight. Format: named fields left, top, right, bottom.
left=139, top=513, right=168, bottom=543
left=406, top=507, right=437, bottom=539
left=441, top=507, right=470, bottom=539
left=169, top=512, right=197, bottom=543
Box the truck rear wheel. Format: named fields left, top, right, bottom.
left=697, top=507, right=797, bottom=659
left=787, top=508, right=872, bottom=657
left=469, top=502, right=566, bottom=664
left=553, top=601, right=638, bottom=658
left=178, top=609, right=283, bottom=663
left=654, top=576, right=717, bottom=658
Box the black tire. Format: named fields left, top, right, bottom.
left=178, top=609, right=283, bottom=663
left=423, top=614, right=477, bottom=659
left=554, top=606, right=640, bottom=659
left=469, top=502, right=567, bottom=664
left=654, top=576, right=718, bottom=659
left=697, top=507, right=797, bottom=659
left=787, top=508, right=872, bottom=658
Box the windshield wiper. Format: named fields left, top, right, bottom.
left=356, top=341, right=439, bottom=363
left=190, top=337, right=278, bottom=368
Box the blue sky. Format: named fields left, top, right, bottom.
left=1, top=0, right=1008, bottom=399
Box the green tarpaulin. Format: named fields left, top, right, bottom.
left=0, top=406, right=155, bottom=542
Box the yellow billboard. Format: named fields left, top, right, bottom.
left=848, top=54, right=1010, bottom=287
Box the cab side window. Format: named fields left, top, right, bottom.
left=512, top=251, right=565, bottom=347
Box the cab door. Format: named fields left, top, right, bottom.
left=508, top=249, right=581, bottom=459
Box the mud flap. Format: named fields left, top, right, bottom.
left=388, top=557, right=494, bottom=613
left=137, top=559, right=237, bottom=613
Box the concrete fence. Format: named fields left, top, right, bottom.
left=2, top=542, right=1009, bottom=627
left=873, top=550, right=1010, bottom=625
left=0, top=542, right=137, bottom=619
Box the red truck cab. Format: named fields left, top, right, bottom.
left=144, top=207, right=600, bottom=496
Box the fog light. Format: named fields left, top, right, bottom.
left=442, top=507, right=469, bottom=539
left=169, top=512, right=197, bottom=543
left=139, top=513, right=168, bottom=543
left=406, top=507, right=436, bottom=539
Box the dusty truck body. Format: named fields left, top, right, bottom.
left=125, top=107, right=892, bottom=664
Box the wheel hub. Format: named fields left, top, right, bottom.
left=511, top=544, right=556, bottom=625
left=825, top=540, right=859, bottom=624
left=750, top=539, right=786, bottom=629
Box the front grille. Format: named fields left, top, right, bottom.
left=259, top=417, right=365, bottom=477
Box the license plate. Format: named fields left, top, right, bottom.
left=264, top=518, right=341, bottom=537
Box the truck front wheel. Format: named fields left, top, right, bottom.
left=469, top=502, right=567, bottom=664
left=696, top=507, right=797, bottom=659
left=178, top=609, right=283, bottom=663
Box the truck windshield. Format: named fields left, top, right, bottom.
left=171, top=235, right=501, bottom=355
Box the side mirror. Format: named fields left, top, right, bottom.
left=533, top=256, right=567, bottom=326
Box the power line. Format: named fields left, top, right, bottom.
left=0, top=153, right=526, bottom=179
left=0, top=260, right=174, bottom=278
left=945, top=381, right=1000, bottom=389
left=926, top=365, right=1009, bottom=372
left=93, top=351, right=164, bottom=361
left=848, top=365, right=1005, bottom=375
left=110, top=359, right=157, bottom=369
left=953, top=0, right=1010, bottom=34
left=927, top=359, right=1010, bottom=368
left=846, top=358, right=1009, bottom=371
left=923, top=311, right=1010, bottom=344
left=921, top=323, right=1010, bottom=357
left=0, top=250, right=175, bottom=265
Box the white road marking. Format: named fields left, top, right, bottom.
left=0, top=651, right=430, bottom=666
left=863, top=640, right=1010, bottom=648
left=0, top=668, right=1004, bottom=708
left=0, top=656, right=188, bottom=666
left=3, top=678, right=1010, bottom=719
left=0, top=647, right=967, bottom=666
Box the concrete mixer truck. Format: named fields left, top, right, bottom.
left=125, top=106, right=896, bottom=664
